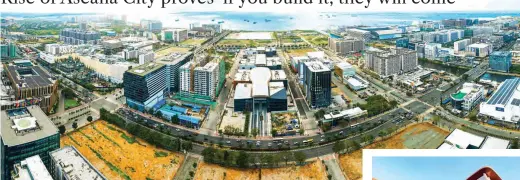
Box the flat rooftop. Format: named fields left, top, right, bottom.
left=304, top=61, right=330, bottom=72
left=445, top=129, right=485, bottom=149
left=157, top=52, right=193, bottom=65
left=127, top=62, right=165, bottom=76
left=468, top=43, right=491, bottom=48
left=234, top=83, right=252, bottom=99
left=195, top=62, right=218, bottom=72
left=1, top=106, right=58, bottom=147
left=490, top=51, right=512, bottom=57
left=4, top=63, right=55, bottom=89
left=270, top=70, right=287, bottom=81
left=13, top=155, right=53, bottom=180
left=480, top=136, right=510, bottom=149
left=50, top=146, right=107, bottom=180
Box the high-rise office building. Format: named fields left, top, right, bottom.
left=124, top=63, right=168, bottom=111
left=194, top=62, right=220, bottom=99
left=303, top=61, right=331, bottom=108
left=365, top=48, right=418, bottom=77
left=1, top=42, right=17, bottom=58
left=1, top=106, right=60, bottom=180
left=489, top=51, right=512, bottom=72
left=148, top=20, right=163, bottom=32
left=328, top=37, right=364, bottom=55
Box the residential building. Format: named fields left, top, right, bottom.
left=328, top=37, right=364, bottom=55
left=179, top=62, right=195, bottom=94
left=1, top=106, right=60, bottom=180
left=303, top=61, right=331, bottom=108
left=122, top=49, right=139, bottom=60
left=156, top=52, right=193, bottom=93
left=194, top=62, right=220, bottom=99
left=44, top=44, right=74, bottom=55
left=0, top=42, right=17, bottom=58
left=59, top=28, right=101, bottom=45
left=189, top=27, right=214, bottom=37
left=479, top=78, right=520, bottom=125
left=3, top=62, right=58, bottom=113
left=472, top=35, right=504, bottom=50
left=489, top=51, right=512, bottom=72
left=454, top=39, right=471, bottom=53
left=124, top=63, right=168, bottom=111
left=468, top=43, right=493, bottom=57
left=161, top=28, right=188, bottom=42
left=365, top=48, right=418, bottom=77
left=450, top=83, right=484, bottom=111
left=345, top=29, right=371, bottom=43
left=79, top=22, right=87, bottom=30
left=11, top=155, right=53, bottom=180
left=49, top=146, right=106, bottom=180
left=189, top=22, right=200, bottom=30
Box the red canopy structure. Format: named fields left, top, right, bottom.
left=467, top=166, right=502, bottom=180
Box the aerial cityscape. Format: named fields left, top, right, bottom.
left=1, top=10, right=520, bottom=180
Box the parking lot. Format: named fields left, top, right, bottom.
left=404, top=101, right=432, bottom=115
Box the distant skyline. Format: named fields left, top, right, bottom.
left=372, top=156, right=520, bottom=180
left=1, top=0, right=519, bottom=14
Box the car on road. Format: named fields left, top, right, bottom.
left=226, top=141, right=231, bottom=144
left=256, top=141, right=261, bottom=146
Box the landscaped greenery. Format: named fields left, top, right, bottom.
left=64, top=99, right=80, bottom=109
left=355, top=95, right=398, bottom=117
left=511, top=64, right=520, bottom=74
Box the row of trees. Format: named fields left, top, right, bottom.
left=201, top=147, right=307, bottom=168
left=332, top=126, right=400, bottom=154
left=100, top=108, right=192, bottom=152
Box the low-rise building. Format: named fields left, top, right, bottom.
left=450, top=83, right=484, bottom=111
left=11, top=155, right=53, bottom=180
left=438, top=128, right=510, bottom=149
left=479, top=78, right=520, bottom=126
left=467, top=43, right=493, bottom=57
left=49, top=146, right=107, bottom=180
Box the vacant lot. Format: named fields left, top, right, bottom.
left=61, top=120, right=185, bottom=180
left=301, top=34, right=328, bottom=46
left=194, top=160, right=327, bottom=180
left=286, top=48, right=316, bottom=56
left=339, top=123, right=449, bottom=180
left=261, top=160, right=327, bottom=180
left=180, top=38, right=207, bottom=46
left=194, top=162, right=259, bottom=180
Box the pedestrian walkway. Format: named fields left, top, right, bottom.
left=321, top=154, right=347, bottom=180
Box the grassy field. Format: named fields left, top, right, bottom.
left=301, top=34, right=328, bottom=46
left=64, top=99, right=80, bottom=109
left=217, top=39, right=274, bottom=47
left=61, top=120, right=185, bottom=180
left=285, top=48, right=316, bottom=56
left=338, top=123, right=449, bottom=180
left=155, top=46, right=192, bottom=58
left=194, top=160, right=327, bottom=180
left=180, top=38, right=207, bottom=46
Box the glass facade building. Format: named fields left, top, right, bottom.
left=124, top=63, right=168, bottom=111
left=489, top=51, right=512, bottom=72
left=303, top=62, right=332, bottom=108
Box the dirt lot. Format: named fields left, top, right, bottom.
left=194, top=160, right=327, bottom=180
left=271, top=112, right=298, bottom=134
left=194, top=162, right=259, bottom=180
left=61, top=120, right=185, bottom=180
left=261, top=160, right=327, bottom=180
left=338, top=123, right=449, bottom=180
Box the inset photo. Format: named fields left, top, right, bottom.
left=364, top=149, right=520, bottom=180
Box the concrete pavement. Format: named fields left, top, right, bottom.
left=322, top=154, right=347, bottom=180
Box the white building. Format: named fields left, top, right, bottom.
left=467, top=43, right=493, bottom=57
left=45, top=44, right=75, bottom=55
left=179, top=62, right=194, bottom=94
left=438, top=128, right=510, bottom=149
left=122, top=49, right=139, bottom=60
left=139, top=52, right=155, bottom=65
left=479, top=78, right=520, bottom=125
left=161, top=28, right=188, bottom=42
left=450, top=83, right=485, bottom=111
left=194, top=62, right=220, bottom=99
left=11, top=155, right=53, bottom=180
left=424, top=43, right=442, bottom=59
left=454, top=39, right=471, bottom=53
left=50, top=146, right=107, bottom=180
left=365, top=47, right=418, bottom=77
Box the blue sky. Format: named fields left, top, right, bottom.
left=372, top=156, right=520, bottom=180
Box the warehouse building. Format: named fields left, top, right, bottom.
left=479, top=78, right=520, bottom=126
left=438, top=129, right=510, bottom=149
